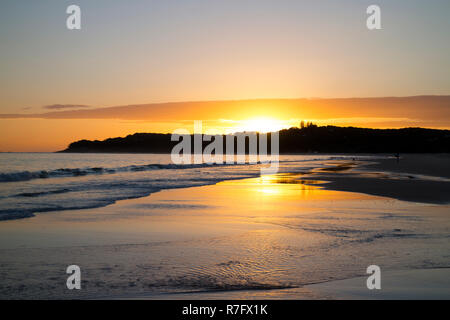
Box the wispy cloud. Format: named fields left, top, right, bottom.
left=42, top=104, right=92, bottom=110
left=0, top=97, right=449, bottom=130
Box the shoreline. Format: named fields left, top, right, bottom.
left=109, top=268, right=450, bottom=300
left=307, top=267, right=450, bottom=300
left=1, top=154, right=450, bottom=222
left=299, top=155, right=450, bottom=204
left=0, top=155, right=449, bottom=299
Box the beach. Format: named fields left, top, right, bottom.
left=2, top=0, right=450, bottom=308
left=0, top=154, right=449, bottom=299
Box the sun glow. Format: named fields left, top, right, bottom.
left=231, top=118, right=292, bottom=133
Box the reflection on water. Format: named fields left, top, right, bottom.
left=228, top=174, right=326, bottom=196
left=0, top=167, right=449, bottom=299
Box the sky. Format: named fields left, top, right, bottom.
left=0, top=0, right=449, bottom=151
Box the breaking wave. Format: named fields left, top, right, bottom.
left=0, top=162, right=243, bottom=183
left=0, top=155, right=374, bottom=183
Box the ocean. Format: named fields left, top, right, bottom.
left=0, top=153, right=449, bottom=299
left=0, top=153, right=371, bottom=221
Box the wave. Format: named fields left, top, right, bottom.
left=15, top=188, right=71, bottom=198
left=0, top=155, right=375, bottom=183
left=0, top=209, right=35, bottom=220
left=0, top=162, right=248, bottom=183
left=0, top=155, right=382, bottom=221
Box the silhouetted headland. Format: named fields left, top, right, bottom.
left=60, top=126, right=450, bottom=153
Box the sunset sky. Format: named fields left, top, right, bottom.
left=1, top=0, right=449, bottom=151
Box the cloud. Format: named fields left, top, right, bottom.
left=0, top=96, right=449, bottom=129
left=42, top=104, right=92, bottom=110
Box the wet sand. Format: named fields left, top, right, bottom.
left=367, top=154, right=450, bottom=178
left=302, top=154, right=450, bottom=204
left=120, top=268, right=450, bottom=300
left=307, top=268, right=450, bottom=300
left=0, top=156, right=449, bottom=299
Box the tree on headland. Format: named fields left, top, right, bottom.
left=299, top=121, right=317, bottom=129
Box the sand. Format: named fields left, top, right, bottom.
left=0, top=155, right=449, bottom=299
left=307, top=268, right=450, bottom=299
left=118, top=268, right=450, bottom=300
left=302, top=154, right=450, bottom=204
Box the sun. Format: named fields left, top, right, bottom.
left=220, top=117, right=298, bottom=134
left=237, top=118, right=290, bottom=133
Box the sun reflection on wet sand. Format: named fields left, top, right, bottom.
left=0, top=168, right=449, bottom=299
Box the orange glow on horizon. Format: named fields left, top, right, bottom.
left=224, top=117, right=297, bottom=133
left=1, top=97, right=450, bottom=152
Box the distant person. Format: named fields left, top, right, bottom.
left=395, top=153, right=400, bottom=163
